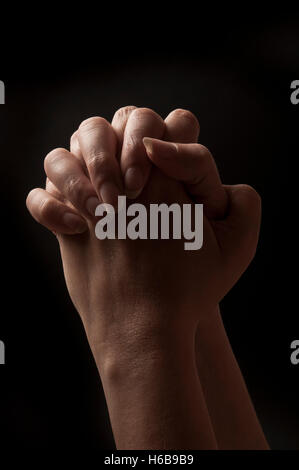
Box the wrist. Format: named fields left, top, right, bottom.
left=82, top=301, right=198, bottom=368
left=84, top=306, right=218, bottom=450
left=96, top=330, right=217, bottom=450
left=91, top=319, right=196, bottom=382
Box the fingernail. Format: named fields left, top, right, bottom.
left=63, top=213, right=87, bottom=233
left=143, top=137, right=154, bottom=156
left=143, top=137, right=178, bottom=157
left=99, top=181, right=121, bottom=210
left=86, top=196, right=101, bottom=216
left=124, top=166, right=143, bottom=199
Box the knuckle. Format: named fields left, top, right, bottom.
left=70, top=131, right=78, bottom=145
left=86, top=154, right=113, bottom=188
left=44, top=148, right=68, bottom=172
left=198, top=144, right=214, bottom=167
left=114, top=105, right=137, bottom=120
left=65, top=175, right=85, bottom=202
left=26, top=188, right=39, bottom=209
left=39, top=197, right=57, bottom=221
left=125, top=132, right=139, bottom=150
left=87, top=152, right=109, bottom=174
left=46, top=178, right=63, bottom=200
left=240, top=184, right=262, bottom=207
left=171, top=109, right=200, bottom=129
left=130, top=107, right=157, bottom=121
left=79, top=116, right=109, bottom=132
left=198, top=143, right=210, bottom=155
left=70, top=132, right=81, bottom=155
left=189, top=145, right=215, bottom=185
left=123, top=132, right=145, bottom=158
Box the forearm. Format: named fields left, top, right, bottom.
left=93, top=323, right=218, bottom=450
left=195, top=307, right=269, bottom=449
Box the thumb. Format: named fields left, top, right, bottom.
left=215, top=184, right=262, bottom=281
left=143, top=136, right=228, bottom=220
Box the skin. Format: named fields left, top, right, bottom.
left=26, top=106, right=268, bottom=450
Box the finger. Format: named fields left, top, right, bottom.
left=44, top=147, right=101, bottom=218
left=70, top=131, right=84, bottom=163
left=120, top=108, right=165, bottom=199
left=26, top=188, right=87, bottom=234
left=70, top=131, right=90, bottom=179
left=143, top=137, right=228, bottom=220
left=163, top=109, right=200, bottom=143
left=216, top=184, right=262, bottom=279
left=111, top=105, right=137, bottom=154
left=78, top=117, right=123, bottom=208
left=46, top=178, right=79, bottom=214
left=46, top=177, right=65, bottom=202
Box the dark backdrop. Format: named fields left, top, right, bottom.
left=0, top=15, right=298, bottom=450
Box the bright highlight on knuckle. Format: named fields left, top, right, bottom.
left=39, top=197, right=56, bottom=220
left=26, top=188, right=39, bottom=209
left=115, top=106, right=137, bottom=119
left=44, top=148, right=67, bottom=171
left=130, top=107, right=158, bottom=123
left=70, top=132, right=79, bottom=146
left=65, top=175, right=83, bottom=199
left=124, top=133, right=141, bottom=152
left=87, top=152, right=109, bottom=173
left=174, top=109, right=199, bottom=128
left=79, top=116, right=109, bottom=132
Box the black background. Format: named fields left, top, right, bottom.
left=0, top=13, right=298, bottom=450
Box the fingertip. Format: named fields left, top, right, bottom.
left=143, top=137, right=178, bottom=160
left=26, top=187, right=88, bottom=235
